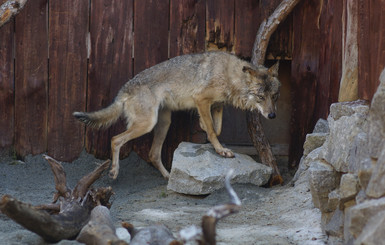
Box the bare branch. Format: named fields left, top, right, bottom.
left=43, top=155, right=71, bottom=200
left=252, top=0, right=302, bottom=66
left=0, top=0, right=28, bottom=28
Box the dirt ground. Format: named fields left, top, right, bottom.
left=0, top=150, right=327, bottom=245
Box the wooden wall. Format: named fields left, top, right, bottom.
left=0, top=0, right=384, bottom=167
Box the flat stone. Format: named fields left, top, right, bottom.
left=349, top=197, right=385, bottom=239
left=167, top=142, right=272, bottom=195
left=308, top=160, right=340, bottom=212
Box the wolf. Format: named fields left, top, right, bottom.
left=74, top=51, right=280, bottom=179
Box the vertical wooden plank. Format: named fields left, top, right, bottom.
left=314, top=0, right=342, bottom=121
left=162, top=0, right=206, bottom=168
left=234, top=0, right=260, bottom=58
left=206, top=0, right=235, bottom=51
left=289, top=0, right=321, bottom=167
left=87, top=0, right=134, bottom=159
left=132, top=0, right=169, bottom=162
left=134, top=0, right=169, bottom=74
left=0, top=20, right=14, bottom=148
left=14, top=0, right=48, bottom=157
left=48, top=0, right=88, bottom=161
left=358, top=0, right=385, bottom=100
left=169, top=0, right=205, bottom=57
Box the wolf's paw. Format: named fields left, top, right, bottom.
left=109, top=168, right=119, bottom=180
left=217, top=148, right=235, bottom=158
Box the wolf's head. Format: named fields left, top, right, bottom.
left=242, top=62, right=281, bottom=119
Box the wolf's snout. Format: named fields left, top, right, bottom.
left=268, top=112, right=276, bottom=119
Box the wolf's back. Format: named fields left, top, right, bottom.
left=73, top=100, right=123, bottom=129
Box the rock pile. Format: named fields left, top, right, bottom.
left=295, top=68, right=385, bottom=244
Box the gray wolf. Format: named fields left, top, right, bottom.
left=73, top=51, right=280, bottom=179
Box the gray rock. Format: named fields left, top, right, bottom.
left=347, top=132, right=369, bottom=173
left=167, top=142, right=272, bottom=195
left=313, top=118, right=329, bottom=134
left=339, top=174, right=359, bottom=202
left=308, top=160, right=340, bottom=212
left=325, top=209, right=344, bottom=237
left=303, top=133, right=328, bottom=156
left=349, top=197, right=385, bottom=239
left=368, top=68, right=385, bottom=159
left=358, top=157, right=373, bottom=190
left=366, top=145, right=385, bottom=198
left=327, top=190, right=341, bottom=211
left=354, top=210, right=385, bottom=245
left=292, top=147, right=323, bottom=184
left=320, top=101, right=369, bottom=172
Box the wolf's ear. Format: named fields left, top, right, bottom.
left=242, top=66, right=258, bottom=76
left=268, top=61, right=279, bottom=77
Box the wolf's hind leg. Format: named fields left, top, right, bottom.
left=149, top=109, right=172, bottom=179
left=211, top=103, right=223, bottom=136
left=110, top=112, right=158, bottom=179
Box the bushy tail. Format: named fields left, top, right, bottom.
left=73, top=101, right=123, bottom=129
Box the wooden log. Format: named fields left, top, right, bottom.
left=247, top=0, right=302, bottom=184
left=0, top=156, right=113, bottom=243
left=77, top=206, right=127, bottom=245
left=0, top=17, right=14, bottom=148
left=0, top=195, right=90, bottom=243
left=86, top=0, right=134, bottom=160
left=14, top=0, right=48, bottom=157
left=47, top=0, right=88, bottom=161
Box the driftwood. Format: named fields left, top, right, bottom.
left=123, top=169, right=241, bottom=245
left=77, top=205, right=128, bottom=245
left=247, top=0, right=302, bottom=185
left=0, top=0, right=28, bottom=28
left=0, top=155, right=113, bottom=243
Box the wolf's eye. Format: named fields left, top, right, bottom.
left=272, top=93, right=279, bottom=101
left=257, top=95, right=265, bottom=101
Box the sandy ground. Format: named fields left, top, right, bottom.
left=0, top=150, right=327, bottom=245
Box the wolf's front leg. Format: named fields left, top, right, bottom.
left=195, top=100, right=234, bottom=158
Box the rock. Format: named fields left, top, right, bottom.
left=327, top=190, right=340, bottom=211
left=325, top=209, right=344, bottom=237
left=349, top=197, right=385, bottom=239
left=368, top=68, right=385, bottom=159
left=355, top=210, right=385, bottom=245
left=366, top=145, right=385, bottom=198
left=292, top=147, right=323, bottom=184
left=313, top=118, right=329, bottom=134
left=339, top=174, right=359, bottom=202
left=347, top=132, right=369, bottom=173
left=308, top=160, right=340, bottom=212
left=357, top=158, right=373, bottom=190
left=303, top=133, right=328, bottom=156
left=320, top=101, right=369, bottom=172
left=167, top=142, right=272, bottom=195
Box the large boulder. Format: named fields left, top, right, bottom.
left=167, top=142, right=272, bottom=195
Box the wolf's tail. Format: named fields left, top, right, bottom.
left=73, top=100, right=124, bottom=129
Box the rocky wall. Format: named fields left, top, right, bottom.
left=295, top=68, right=385, bottom=244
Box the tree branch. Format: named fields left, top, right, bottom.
left=0, top=0, right=28, bottom=28
left=247, top=0, right=302, bottom=185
